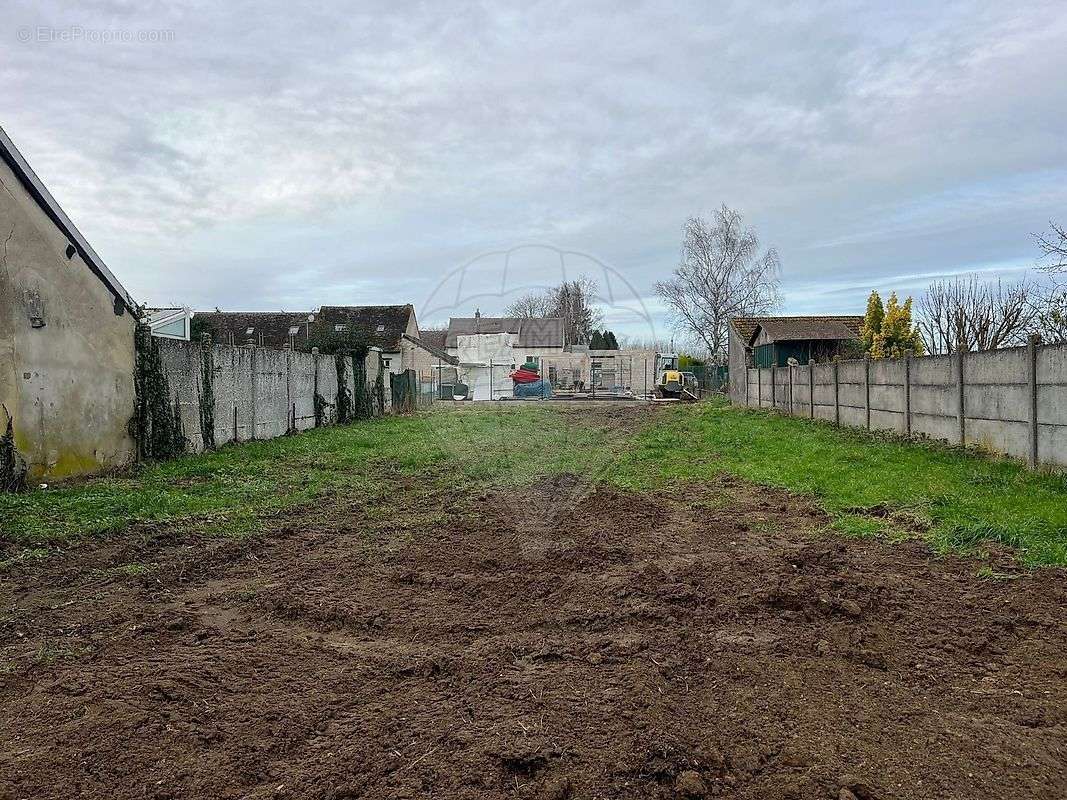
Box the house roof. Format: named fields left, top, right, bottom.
left=194, top=305, right=416, bottom=351
left=731, top=316, right=864, bottom=347
left=315, top=305, right=414, bottom=351
left=194, top=311, right=315, bottom=345
left=402, top=333, right=458, bottom=365
left=419, top=329, right=447, bottom=352
left=0, top=124, right=136, bottom=313
left=445, top=316, right=565, bottom=348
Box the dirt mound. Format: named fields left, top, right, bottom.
left=1, top=474, right=1065, bottom=799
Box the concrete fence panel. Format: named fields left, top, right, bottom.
left=758, top=368, right=772, bottom=408
left=151, top=340, right=392, bottom=456
left=290, top=352, right=317, bottom=432
left=231, top=347, right=255, bottom=443
left=254, top=349, right=290, bottom=440
left=791, top=366, right=812, bottom=417
left=837, top=360, right=866, bottom=428
left=740, top=338, right=1067, bottom=468
left=906, top=354, right=953, bottom=442
left=156, top=339, right=204, bottom=452
left=811, top=364, right=836, bottom=422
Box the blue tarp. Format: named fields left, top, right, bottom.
left=513, top=379, right=553, bottom=398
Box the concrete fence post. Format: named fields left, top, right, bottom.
left=249, top=346, right=258, bottom=441
left=757, top=368, right=762, bottom=408
left=745, top=366, right=750, bottom=407
left=864, top=356, right=871, bottom=430
left=788, top=364, right=794, bottom=415
left=285, top=348, right=293, bottom=433
left=904, top=349, right=913, bottom=437
left=956, top=343, right=966, bottom=446
left=311, top=348, right=320, bottom=427
left=1029, top=333, right=1042, bottom=468
left=808, top=359, right=815, bottom=419
left=231, top=347, right=238, bottom=443
left=770, top=366, right=776, bottom=410
left=832, top=358, right=841, bottom=425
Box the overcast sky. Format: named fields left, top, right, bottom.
left=5, top=1, right=1066, bottom=339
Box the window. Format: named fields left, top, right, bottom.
left=382, top=358, right=391, bottom=368
left=376, top=324, right=385, bottom=332
left=288, top=326, right=300, bottom=335
left=334, top=324, right=347, bottom=332
left=246, top=327, right=254, bottom=335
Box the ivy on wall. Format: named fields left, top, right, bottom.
left=1, top=405, right=27, bottom=493
left=351, top=356, right=376, bottom=420
left=334, top=354, right=353, bottom=424
left=130, top=323, right=186, bottom=461
left=198, top=339, right=216, bottom=451
left=391, top=370, right=417, bottom=414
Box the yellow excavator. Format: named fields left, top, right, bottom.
left=653, top=354, right=698, bottom=401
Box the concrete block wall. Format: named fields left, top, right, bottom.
left=739, top=340, right=1067, bottom=469
left=156, top=339, right=385, bottom=455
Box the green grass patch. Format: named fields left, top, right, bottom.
left=5, top=401, right=1066, bottom=567
left=613, top=399, right=1067, bottom=566
left=0, top=407, right=630, bottom=546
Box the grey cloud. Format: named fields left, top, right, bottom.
left=3, top=0, right=1065, bottom=336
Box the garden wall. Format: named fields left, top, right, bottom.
left=740, top=337, right=1067, bottom=468
left=156, top=339, right=391, bottom=454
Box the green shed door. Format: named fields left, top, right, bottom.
left=754, top=344, right=775, bottom=368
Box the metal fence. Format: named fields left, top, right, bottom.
left=415, top=356, right=729, bottom=402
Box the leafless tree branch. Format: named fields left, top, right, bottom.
left=1035, top=220, right=1067, bottom=275
left=917, top=275, right=1041, bottom=354
left=654, top=206, right=781, bottom=363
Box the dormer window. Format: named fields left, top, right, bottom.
left=376, top=324, right=385, bottom=332
left=334, top=324, right=347, bottom=332
left=246, top=327, right=254, bottom=335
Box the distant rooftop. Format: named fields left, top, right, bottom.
left=445, top=316, right=565, bottom=348
left=732, top=316, right=863, bottom=346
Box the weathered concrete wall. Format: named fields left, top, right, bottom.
left=155, top=339, right=386, bottom=455
left=728, top=327, right=748, bottom=404
left=0, top=158, right=136, bottom=480
left=738, top=341, right=1067, bottom=468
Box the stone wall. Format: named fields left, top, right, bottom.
left=738, top=338, right=1067, bottom=468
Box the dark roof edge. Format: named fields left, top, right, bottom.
left=0, top=125, right=136, bottom=313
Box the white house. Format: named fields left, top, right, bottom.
left=444, top=311, right=566, bottom=366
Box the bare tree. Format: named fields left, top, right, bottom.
left=614, top=334, right=674, bottom=352
left=503, top=292, right=553, bottom=318
left=502, top=278, right=603, bottom=345
left=1035, top=220, right=1067, bottom=275
left=655, top=206, right=781, bottom=363
left=917, top=275, right=1040, bottom=354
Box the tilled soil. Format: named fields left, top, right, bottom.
left=1, top=467, right=1065, bottom=799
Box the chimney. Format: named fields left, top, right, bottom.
left=474, top=308, right=481, bottom=319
